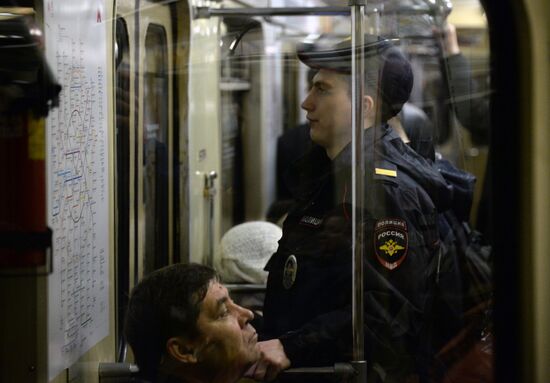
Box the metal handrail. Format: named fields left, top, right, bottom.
left=98, top=363, right=140, bottom=382
left=281, top=363, right=356, bottom=378
left=98, top=362, right=356, bottom=381
left=193, top=4, right=439, bottom=19
left=195, top=7, right=350, bottom=19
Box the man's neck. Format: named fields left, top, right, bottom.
left=325, top=124, right=376, bottom=160
left=325, top=141, right=349, bottom=160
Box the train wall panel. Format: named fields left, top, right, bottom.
left=187, top=1, right=222, bottom=265
left=525, top=0, right=550, bottom=381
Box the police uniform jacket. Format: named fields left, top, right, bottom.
left=261, top=123, right=452, bottom=379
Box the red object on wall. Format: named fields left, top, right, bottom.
left=0, top=114, right=49, bottom=268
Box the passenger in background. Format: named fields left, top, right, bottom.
left=217, top=221, right=282, bottom=285
left=439, top=23, right=490, bottom=146
left=438, top=23, right=493, bottom=241
left=216, top=221, right=282, bottom=316
left=389, top=102, right=435, bottom=162
left=390, top=93, right=493, bottom=383
left=438, top=25, right=494, bottom=382
left=124, top=263, right=259, bottom=383
left=267, top=122, right=310, bottom=223
left=268, top=69, right=315, bottom=224
left=251, top=36, right=452, bottom=382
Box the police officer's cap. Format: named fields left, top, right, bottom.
left=297, top=35, right=413, bottom=119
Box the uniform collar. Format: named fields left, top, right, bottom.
left=285, top=124, right=393, bottom=199
left=331, top=123, right=394, bottom=170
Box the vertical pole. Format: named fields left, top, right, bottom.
left=349, top=1, right=367, bottom=382
left=204, top=171, right=217, bottom=267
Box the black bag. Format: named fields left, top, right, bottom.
left=431, top=158, right=493, bottom=382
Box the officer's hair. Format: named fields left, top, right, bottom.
left=124, top=263, right=218, bottom=380
left=344, top=47, right=411, bottom=122
left=343, top=54, right=393, bottom=121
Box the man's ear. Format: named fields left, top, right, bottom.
left=363, top=95, right=375, bottom=115
left=166, top=337, right=198, bottom=364
left=363, top=95, right=378, bottom=127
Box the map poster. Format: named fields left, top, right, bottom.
left=44, top=0, right=109, bottom=379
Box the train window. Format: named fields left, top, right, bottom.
left=114, top=16, right=130, bottom=360
left=142, top=24, right=169, bottom=275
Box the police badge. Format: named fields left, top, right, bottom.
left=283, top=255, right=298, bottom=289
left=374, top=218, right=408, bottom=270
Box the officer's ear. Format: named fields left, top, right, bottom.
left=363, top=95, right=376, bottom=120
left=363, top=94, right=374, bottom=110
left=166, top=337, right=198, bottom=364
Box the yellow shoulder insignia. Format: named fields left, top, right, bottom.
left=375, top=168, right=397, bottom=177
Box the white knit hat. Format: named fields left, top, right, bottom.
left=217, top=221, right=282, bottom=284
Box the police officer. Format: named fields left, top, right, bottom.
left=247, top=36, right=452, bottom=383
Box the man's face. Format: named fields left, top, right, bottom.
left=195, top=281, right=259, bottom=374
left=301, top=69, right=352, bottom=150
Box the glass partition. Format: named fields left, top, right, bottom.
left=210, top=1, right=493, bottom=381
left=104, top=1, right=495, bottom=381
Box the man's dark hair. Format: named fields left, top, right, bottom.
left=124, top=263, right=217, bottom=380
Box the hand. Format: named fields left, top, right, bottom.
left=245, top=339, right=291, bottom=381
left=435, top=23, right=461, bottom=56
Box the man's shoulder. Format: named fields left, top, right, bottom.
left=378, top=134, right=451, bottom=211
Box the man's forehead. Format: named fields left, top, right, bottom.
left=313, top=69, right=349, bottom=87
left=201, top=281, right=229, bottom=313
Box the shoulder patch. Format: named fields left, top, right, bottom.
left=374, top=218, right=408, bottom=270
left=373, top=161, right=398, bottom=183
left=375, top=168, right=397, bottom=177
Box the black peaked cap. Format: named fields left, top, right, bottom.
left=297, top=35, right=413, bottom=119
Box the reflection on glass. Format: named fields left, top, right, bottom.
left=143, top=24, right=169, bottom=275
left=214, top=2, right=493, bottom=382
left=114, top=16, right=130, bottom=356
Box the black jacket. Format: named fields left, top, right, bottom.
left=445, top=54, right=490, bottom=146
left=261, top=124, right=452, bottom=381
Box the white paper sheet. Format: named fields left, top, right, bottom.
left=44, top=1, right=109, bottom=379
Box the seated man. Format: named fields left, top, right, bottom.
left=124, top=263, right=259, bottom=383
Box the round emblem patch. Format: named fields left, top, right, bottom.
left=283, top=255, right=298, bottom=289
left=374, top=218, right=408, bottom=270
